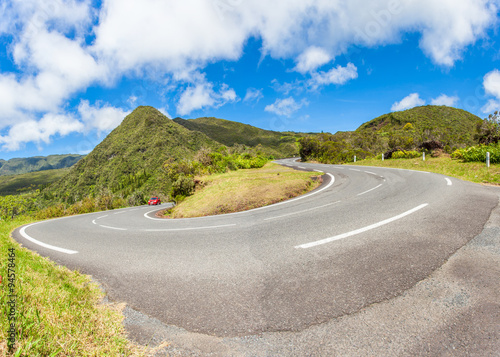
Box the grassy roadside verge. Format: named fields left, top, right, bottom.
left=350, top=156, right=500, bottom=185
left=0, top=217, right=140, bottom=356
left=165, top=162, right=323, bottom=218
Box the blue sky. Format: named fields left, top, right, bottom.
left=1, top=0, right=500, bottom=160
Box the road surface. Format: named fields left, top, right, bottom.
left=13, top=159, right=500, bottom=355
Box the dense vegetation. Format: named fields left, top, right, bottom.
left=47, top=106, right=220, bottom=204
left=0, top=154, right=83, bottom=176
left=173, top=116, right=301, bottom=158
left=44, top=107, right=299, bottom=207
left=452, top=144, right=500, bottom=164
left=0, top=168, right=69, bottom=196
left=299, top=106, right=483, bottom=163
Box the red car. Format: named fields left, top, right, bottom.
left=148, top=197, right=161, bottom=205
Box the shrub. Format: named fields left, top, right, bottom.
left=127, top=191, right=147, bottom=206
left=171, top=174, right=195, bottom=197
left=453, top=144, right=500, bottom=163
left=391, top=150, right=421, bottom=159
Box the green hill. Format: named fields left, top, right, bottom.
left=300, top=105, right=484, bottom=163
left=173, top=117, right=299, bottom=157
left=357, top=105, right=482, bottom=146
left=48, top=106, right=220, bottom=201
left=0, top=168, right=70, bottom=196
left=0, top=154, right=83, bottom=176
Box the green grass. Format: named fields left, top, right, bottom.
left=0, top=168, right=70, bottom=196
left=351, top=156, right=500, bottom=184
left=167, top=162, right=323, bottom=218
left=0, top=217, right=142, bottom=356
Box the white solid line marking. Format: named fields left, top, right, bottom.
left=445, top=178, right=452, bottom=186
left=264, top=201, right=341, bottom=221
left=145, top=173, right=336, bottom=220
left=298, top=166, right=306, bottom=169
left=144, top=208, right=166, bottom=219
left=97, top=215, right=108, bottom=219
left=357, top=184, right=383, bottom=196
left=99, top=225, right=127, bottom=231
left=20, top=223, right=78, bottom=254
left=295, top=203, right=428, bottom=249
left=313, top=169, right=323, bottom=173
left=145, top=224, right=236, bottom=232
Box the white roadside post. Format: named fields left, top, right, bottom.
left=354, top=155, right=356, bottom=163
left=423, top=152, right=425, bottom=161
left=382, top=153, right=384, bottom=161
left=487, top=152, right=490, bottom=168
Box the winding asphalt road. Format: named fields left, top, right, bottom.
left=13, top=159, right=499, bottom=348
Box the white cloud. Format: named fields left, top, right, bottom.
left=176, top=81, right=238, bottom=116
left=294, top=47, right=332, bottom=73
left=0, top=113, right=84, bottom=151
left=430, top=94, right=459, bottom=107
left=243, top=88, right=264, bottom=103
left=78, top=101, right=130, bottom=133
left=482, top=69, right=500, bottom=113
left=265, top=97, right=308, bottom=117
left=484, top=69, right=500, bottom=98
left=221, top=85, right=237, bottom=102
left=158, top=107, right=173, bottom=119
left=391, top=93, right=426, bottom=111
left=92, top=0, right=249, bottom=74
left=482, top=99, right=500, bottom=114
left=0, top=0, right=499, bottom=150
left=92, top=0, right=498, bottom=75
left=308, top=63, right=358, bottom=90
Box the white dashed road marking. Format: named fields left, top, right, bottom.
left=295, top=203, right=429, bottom=249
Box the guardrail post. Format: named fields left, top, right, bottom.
left=487, top=152, right=490, bottom=168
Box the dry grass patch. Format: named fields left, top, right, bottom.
left=167, top=163, right=323, bottom=218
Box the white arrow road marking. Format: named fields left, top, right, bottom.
left=20, top=223, right=78, bottom=255
left=295, top=203, right=429, bottom=249
left=445, top=178, right=452, bottom=186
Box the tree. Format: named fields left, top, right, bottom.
left=475, top=111, right=500, bottom=144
